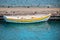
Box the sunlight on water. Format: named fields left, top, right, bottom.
left=0, top=21, right=60, bottom=40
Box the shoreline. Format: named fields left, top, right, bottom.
left=0, top=8, right=60, bottom=12
left=0, top=8, right=60, bottom=15
left=0, top=8, right=60, bottom=20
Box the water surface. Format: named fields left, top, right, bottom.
left=0, top=21, right=60, bottom=40
left=0, top=0, right=60, bottom=7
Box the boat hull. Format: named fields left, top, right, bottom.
left=3, top=14, right=51, bottom=23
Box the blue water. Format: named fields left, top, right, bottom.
left=0, top=0, right=60, bottom=7
left=0, top=21, right=60, bottom=40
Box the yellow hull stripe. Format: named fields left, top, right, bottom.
left=7, top=15, right=49, bottom=22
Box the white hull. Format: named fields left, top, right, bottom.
left=3, top=14, right=51, bottom=23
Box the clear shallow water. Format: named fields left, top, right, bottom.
left=0, top=21, right=60, bottom=40
left=0, top=0, right=60, bottom=7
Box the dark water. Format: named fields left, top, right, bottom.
left=0, top=21, right=60, bottom=40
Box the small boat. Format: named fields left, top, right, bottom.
left=3, top=13, right=51, bottom=23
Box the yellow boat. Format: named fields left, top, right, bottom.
left=3, top=13, right=51, bottom=23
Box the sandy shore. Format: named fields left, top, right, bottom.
left=0, top=8, right=60, bottom=16
left=0, top=8, right=60, bottom=12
